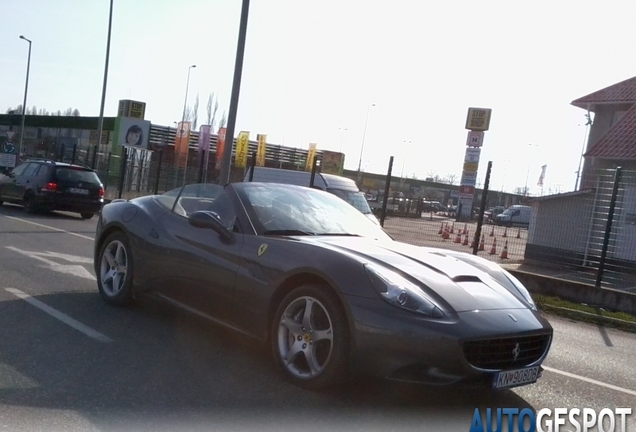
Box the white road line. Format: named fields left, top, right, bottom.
left=543, top=365, right=636, bottom=397
left=1, top=215, right=94, bottom=241
left=5, top=288, right=112, bottom=343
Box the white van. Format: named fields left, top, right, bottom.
left=494, top=205, right=531, bottom=226
left=244, top=166, right=380, bottom=225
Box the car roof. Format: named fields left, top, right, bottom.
left=25, top=159, right=94, bottom=171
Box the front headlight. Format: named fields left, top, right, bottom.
left=502, top=270, right=537, bottom=311
left=364, top=263, right=444, bottom=318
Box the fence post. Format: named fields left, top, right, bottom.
left=154, top=150, right=163, bottom=194
left=103, top=152, right=112, bottom=191
left=248, top=151, right=257, bottom=182
left=595, top=166, right=622, bottom=288
left=59, top=144, right=65, bottom=162
left=472, top=161, right=492, bottom=255
left=380, top=156, right=394, bottom=227
left=117, top=148, right=128, bottom=199
left=71, top=144, right=77, bottom=164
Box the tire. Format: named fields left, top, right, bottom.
left=81, top=212, right=94, bottom=220
left=96, top=231, right=134, bottom=306
left=271, top=284, right=350, bottom=390
left=22, top=194, right=37, bottom=214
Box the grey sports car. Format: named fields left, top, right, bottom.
left=94, top=182, right=552, bottom=390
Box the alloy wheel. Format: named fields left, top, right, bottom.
left=99, top=240, right=128, bottom=297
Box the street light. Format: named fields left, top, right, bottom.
left=357, top=103, right=376, bottom=179
left=92, top=0, right=114, bottom=169
left=180, top=65, right=196, bottom=184
left=18, top=35, right=32, bottom=158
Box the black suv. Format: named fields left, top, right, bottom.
left=0, top=159, right=104, bottom=219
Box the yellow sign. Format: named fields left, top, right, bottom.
left=465, top=107, right=492, bottom=131
left=235, top=131, right=250, bottom=168
left=305, top=143, right=317, bottom=171
left=463, top=162, right=479, bottom=171
left=256, top=134, right=267, bottom=167
left=89, top=130, right=110, bottom=145
left=118, top=99, right=146, bottom=119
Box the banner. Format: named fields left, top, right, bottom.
left=115, top=117, right=151, bottom=150
left=174, top=121, right=191, bottom=161
left=537, top=164, right=547, bottom=187
left=215, top=127, right=227, bottom=170
left=256, top=134, right=267, bottom=167
left=235, top=131, right=250, bottom=168
left=305, top=143, right=317, bottom=172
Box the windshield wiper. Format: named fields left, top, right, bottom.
left=314, top=233, right=361, bottom=237
left=263, top=229, right=316, bottom=236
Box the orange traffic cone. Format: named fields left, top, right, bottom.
left=516, top=228, right=521, bottom=239
left=438, top=223, right=444, bottom=235
left=489, top=237, right=497, bottom=255
left=442, top=226, right=450, bottom=239
left=500, top=240, right=509, bottom=259
left=463, top=231, right=470, bottom=246
left=489, top=226, right=495, bottom=237
left=478, top=234, right=485, bottom=251
left=503, top=227, right=508, bottom=238
left=454, top=230, right=462, bottom=243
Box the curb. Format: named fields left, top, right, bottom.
left=539, top=304, right=636, bottom=333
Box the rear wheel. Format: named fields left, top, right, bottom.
left=96, top=232, right=134, bottom=306
left=81, top=212, right=94, bottom=220
left=271, top=284, right=350, bottom=390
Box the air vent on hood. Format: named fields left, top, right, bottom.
left=452, top=275, right=482, bottom=283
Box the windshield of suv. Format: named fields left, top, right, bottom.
left=326, top=188, right=374, bottom=215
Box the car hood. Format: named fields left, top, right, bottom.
left=303, top=236, right=531, bottom=312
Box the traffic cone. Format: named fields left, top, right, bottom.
left=489, top=237, right=497, bottom=255
left=500, top=240, right=509, bottom=259
left=454, top=231, right=462, bottom=243
left=442, top=226, right=450, bottom=239
left=450, top=223, right=454, bottom=234
left=503, top=227, right=508, bottom=238
left=478, top=234, right=485, bottom=251
left=489, top=226, right=495, bottom=237
left=516, top=228, right=521, bottom=239
left=463, top=231, right=470, bottom=246
left=438, top=223, right=444, bottom=235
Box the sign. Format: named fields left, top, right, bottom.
left=464, top=149, right=481, bottom=163
left=118, top=99, right=146, bottom=119
left=459, top=185, right=475, bottom=195
left=89, top=130, right=110, bottom=145
left=465, top=108, right=492, bottom=131
left=215, top=127, right=227, bottom=170
left=305, top=143, right=317, bottom=171
left=463, top=162, right=479, bottom=172
left=322, top=150, right=345, bottom=175
left=256, top=134, right=267, bottom=167
left=466, top=130, right=485, bottom=147
left=1, top=131, right=18, bottom=168
left=0, top=153, right=16, bottom=168
left=460, top=176, right=476, bottom=186
left=5, top=131, right=16, bottom=141
left=115, top=117, right=151, bottom=150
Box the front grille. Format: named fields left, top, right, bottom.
left=463, top=334, right=551, bottom=370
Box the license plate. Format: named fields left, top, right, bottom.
left=68, top=188, right=89, bottom=195
left=493, top=366, right=540, bottom=389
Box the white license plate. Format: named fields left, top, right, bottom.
left=68, top=188, right=89, bottom=195
left=493, top=366, right=540, bottom=389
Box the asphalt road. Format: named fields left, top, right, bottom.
left=0, top=203, right=634, bottom=432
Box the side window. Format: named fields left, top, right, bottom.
left=513, top=209, right=520, bottom=216
left=36, top=164, right=52, bottom=178
left=27, top=164, right=43, bottom=177
left=11, top=163, right=30, bottom=177
left=174, top=184, right=237, bottom=230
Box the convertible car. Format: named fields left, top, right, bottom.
left=94, top=182, right=552, bottom=390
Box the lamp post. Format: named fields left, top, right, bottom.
left=18, top=35, right=32, bottom=159
left=357, top=103, right=376, bottom=180
left=92, top=0, right=114, bottom=169
left=180, top=65, right=196, bottom=184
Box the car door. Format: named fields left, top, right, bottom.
left=156, top=184, right=244, bottom=323
left=1, top=163, right=31, bottom=201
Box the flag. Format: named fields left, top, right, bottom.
left=235, top=131, right=250, bottom=168
left=537, top=164, right=547, bottom=187
left=305, top=143, right=317, bottom=171
left=215, top=127, right=226, bottom=171
left=197, top=125, right=211, bottom=163
left=256, top=134, right=267, bottom=167
left=174, top=121, right=191, bottom=165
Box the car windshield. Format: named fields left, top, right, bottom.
left=55, top=167, right=101, bottom=183
left=327, top=188, right=374, bottom=214
left=236, top=183, right=391, bottom=239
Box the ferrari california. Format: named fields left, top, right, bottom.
left=94, top=182, right=552, bottom=390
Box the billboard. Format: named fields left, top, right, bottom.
left=115, top=117, right=151, bottom=150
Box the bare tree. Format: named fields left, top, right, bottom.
left=192, top=94, right=199, bottom=130
left=219, top=110, right=227, bottom=128
left=444, top=174, right=458, bottom=185
left=206, top=93, right=219, bottom=129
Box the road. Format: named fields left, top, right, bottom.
left=0, top=203, right=634, bottom=432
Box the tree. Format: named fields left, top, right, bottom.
left=514, top=186, right=530, bottom=196
left=5, top=105, right=78, bottom=116
left=206, top=93, right=219, bottom=128
left=443, top=174, right=458, bottom=185
left=192, top=94, right=199, bottom=130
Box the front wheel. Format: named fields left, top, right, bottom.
left=271, top=284, right=350, bottom=390
left=80, top=212, right=94, bottom=220
left=96, top=232, right=134, bottom=306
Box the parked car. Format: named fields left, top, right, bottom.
left=484, top=206, right=505, bottom=223
left=0, top=159, right=104, bottom=219
left=94, top=182, right=552, bottom=390
left=495, top=205, right=532, bottom=226
left=422, top=200, right=446, bottom=213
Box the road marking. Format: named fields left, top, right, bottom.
left=1, top=215, right=94, bottom=241
left=5, top=288, right=112, bottom=343
left=6, top=246, right=95, bottom=280
left=543, top=365, right=636, bottom=397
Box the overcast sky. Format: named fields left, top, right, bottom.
left=3, top=0, right=636, bottom=194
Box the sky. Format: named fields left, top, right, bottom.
left=3, top=0, right=636, bottom=195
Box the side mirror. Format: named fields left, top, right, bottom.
left=188, top=210, right=235, bottom=243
